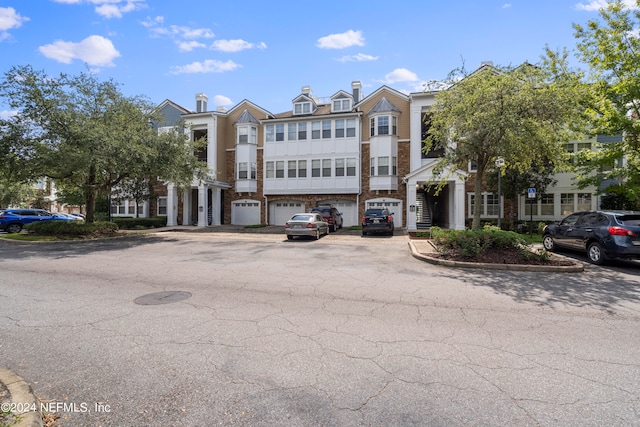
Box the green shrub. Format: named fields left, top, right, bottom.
left=112, top=217, right=166, bottom=229
left=25, top=220, right=118, bottom=237
left=431, top=225, right=530, bottom=259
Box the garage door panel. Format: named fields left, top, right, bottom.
left=232, top=200, right=260, bottom=225
left=365, top=198, right=403, bottom=228
left=270, top=201, right=304, bottom=225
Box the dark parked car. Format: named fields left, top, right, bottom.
left=309, top=206, right=343, bottom=232
left=542, top=210, right=640, bottom=264
left=361, top=208, right=394, bottom=236
left=0, top=209, right=77, bottom=233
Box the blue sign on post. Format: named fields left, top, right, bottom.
left=528, top=188, right=536, bottom=199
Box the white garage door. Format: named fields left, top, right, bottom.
left=365, top=198, right=403, bottom=228
left=318, top=199, right=358, bottom=227
left=232, top=200, right=260, bottom=225
left=270, top=200, right=305, bottom=225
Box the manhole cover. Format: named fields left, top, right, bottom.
left=134, top=291, right=192, bottom=305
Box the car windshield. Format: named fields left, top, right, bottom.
left=616, top=214, right=640, bottom=226
left=291, top=214, right=313, bottom=221
left=365, top=209, right=385, bottom=216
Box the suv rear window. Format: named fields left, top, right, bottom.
left=616, top=214, right=640, bottom=226
left=365, top=209, right=387, bottom=216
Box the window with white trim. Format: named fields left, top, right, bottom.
left=312, top=159, right=321, bottom=177
left=335, top=120, right=345, bottom=138
left=346, top=119, right=356, bottom=137
left=347, top=158, right=356, bottom=176
left=288, top=123, right=297, bottom=141
left=238, top=162, right=248, bottom=179
left=266, top=161, right=274, bottom=178
left=468, top=193, right=499, bottom=218
left=298, top=122, right=307, bottom=140
left=275, top=124, right=284, bottom=141
left=335, top=158, right=345, bottom=176
left=298, top=160, right=307, bottom=177
left=311, top=121, right=321, bottom=139
left=378, top=156, right=389, bottom=175
left=275, top=161, right=284, bottom=178
left=157, top=197, right=167, bottom=216
left=322, top=120, right=331, bottom=138
left=266, top=125, right=274, bottom=142
left=370, top=115, right=397, bottom=136
left=322, top=159, right=332, bottom=177
left=288, top=160, right=296, bottom=178
left=294, top=102, right=311, bottom=115
left=237, top=125, right=257, bottom=144
left=332, top=99, right=351, bottom=112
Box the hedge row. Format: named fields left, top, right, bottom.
left=25, top=221, right=118, bottom=236
left=112, top=217, right=167, bottom=229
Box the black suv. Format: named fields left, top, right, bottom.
left=542, top=210, right=640, bottom=264
left=361, top=208, right=394, bottom=236
left=309, top=207, right=343, bottom=232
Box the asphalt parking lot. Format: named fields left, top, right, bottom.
left=1, top=229, right=639, bottom=426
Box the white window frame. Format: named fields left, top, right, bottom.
left=468, top=192, right=499, bottom=218
left=157, top=197, right=167, bottom=216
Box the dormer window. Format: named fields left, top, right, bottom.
left=294, top=102, right=311, bottom=115
left=332, top=99, right=351, bottom=112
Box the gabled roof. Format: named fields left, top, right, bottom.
left=367, top=96, right=401, bottom=115
left=234, top=109, right=259, bottom=124
left=330, top=90, right=352, bottom=100
left=355, top=85, right=408, bottom=110
left=292, top=94, right=316, bottom=104
left=226, top=99, right=274, bottom=119
left=155, top=99, right=192, bottom=115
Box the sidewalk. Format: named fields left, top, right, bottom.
left=0, top=368, right=42, bottom=427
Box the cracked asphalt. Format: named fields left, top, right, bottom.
left=0, top=231, right=639, bottom=426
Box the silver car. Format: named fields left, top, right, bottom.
left=285, top=213, right=329, bottom=240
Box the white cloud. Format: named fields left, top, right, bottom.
left=0, top=7, right=29, bottom=41
left=38, top=35, right=121, bottom=66
left=337, top=53, right=378, bottom=62
left=53, top=0, right=146, bottom=18
left=170, top=59, right=241, bottom=75
left=177, top=40, right=206, bottom=52
left=212, top=95, right=233, bottom=107
left=382, top=68, right=419, bottom=84
left=317, top=30, right=364, bottom=49
left=210, top=39, right=267, bottom=52
left=576, top=0, right=637, bottom=11
left=502, top=3, right=512, bottom=8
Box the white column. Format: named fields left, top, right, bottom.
left=454, top=179, right=466, bottom=230
left=182, top=189, right=190, bottom=226
left=406, top=179, right=417, bottom=231
left=211, top=187, right=222, bottom=226
left=166, top=184, right=177, bottom=226
left=197, top=184, right=208, bottom=227
left=409, top=104, right=423, bottom=172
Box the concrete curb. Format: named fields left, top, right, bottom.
left=408, top=240, right=585, bottom=273
left=0, top=367, right=42, bottom=427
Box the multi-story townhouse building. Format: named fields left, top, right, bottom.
left=128, top=78, right=606, bottom=232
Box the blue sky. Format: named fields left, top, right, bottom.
left=0, top=0, right=619, bottom=117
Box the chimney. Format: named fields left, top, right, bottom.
left=351, top=81, right=362, bottom=102
left=301, top=85, right=312, bottom=97
left=216, top=106, right=227, bottom=113
left=196, top=93, right=208, bottom=113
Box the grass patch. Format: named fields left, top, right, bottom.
left=349, top=225, right=362, bottom=230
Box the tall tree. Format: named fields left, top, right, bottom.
left=544, top=0, right=640, bottom=200
left=0, top=66, right=207, bottom=222
left=425, top=63, right=587, bottom=229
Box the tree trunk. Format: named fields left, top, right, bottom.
left=472, top=159, right=485, bottom=230
left=84, top=164, right=97, bottom=223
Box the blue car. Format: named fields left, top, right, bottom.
left=0, top=209, right=76, bottom=233
left=542, top=210, right=640, bottom=264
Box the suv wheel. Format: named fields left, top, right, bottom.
left=6, top=223, right=22, bottom=233
left=542, top=234, right=556, bottom=251
left=587, top=242, right=606, bottom=265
